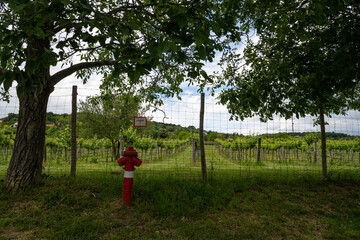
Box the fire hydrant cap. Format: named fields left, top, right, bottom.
left=117, top=146, right=142, bottom=171
left=123, top=146, right=138, bottom=157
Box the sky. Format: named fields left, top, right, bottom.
left=2, top=78, right=360, bottom=136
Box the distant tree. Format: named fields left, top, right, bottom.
left=79, top=85, right=144, bottom=160
left=46, top=112, right=57, bottom=124
left=205, top=131, right=221, bottom=141
left=178, top=131, right=191, bottom=140
left=1, top=113, right=18, bottom=124
left=219, top=0, right=360, bottom=179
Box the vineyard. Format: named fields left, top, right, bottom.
left=1, top=125, right=360, bottom=178
left=215, top=135, right=360, bottom=169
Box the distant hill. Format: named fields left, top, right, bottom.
left=1, top=113, right=356, bottom=140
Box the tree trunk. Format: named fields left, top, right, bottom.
left=116, top=141, right=120, bottom=160
left=112, top=142, right=116, bottom=161
left=43, top=141, right=47, bottom=164
left=319, top=103, right=327, bottom=179
left=5, top=87, right=52, bottom=191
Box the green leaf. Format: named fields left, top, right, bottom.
left=197, top=47, right=207, bottom=59
left=193, top=34, right=204, bottom=47
left=56, top=41, right=66, bottom=49
left=128, top=22, right=141, bottom=30
left=210, top=22, right=221, bottom=36
left=128, top=71, right=141, bottom=83
left=188, top=71, right=198, bottom=79
left=3, top=73, right=14, bottom=91
left=136, top=58, right=147, bottom=65
left=200, top=70, right=210, bottom=80
left=177, top=17, right=187, bottom=29
left=13, top=4, right=27, bottom=12
left=69, top=40, right=79, bottom=49
left=34, top=26, right=45, bottom=39
left=16, top=84, right=24, bottom=100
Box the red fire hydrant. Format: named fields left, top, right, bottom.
left=117, top=146, right=142, bottom=206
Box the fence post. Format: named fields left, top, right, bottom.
left=120, top=137, right=124, bottom=157
left=313, top=140, right=317, bottom=163
left=199, top=93, right=207, bottom=180
left=70, top=85, right=77, bottom=177
left=257, top=137, right=261, bottom=163
left=192, top=137, right=196, bottom=164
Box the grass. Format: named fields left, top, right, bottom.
left=0, top=172, right=360, bottom=239
left=0, top=145, right=360, bottom=239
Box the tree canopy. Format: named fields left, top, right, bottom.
left=218, top=0, right=359, bottom=178
left=0, top=0, right=245, bottom=100
left=219, top=0, right=359, bottom=121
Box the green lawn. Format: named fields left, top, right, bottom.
left=1, top=173, right=360, bottom=239
left=1, top=145, right=360, bottom=239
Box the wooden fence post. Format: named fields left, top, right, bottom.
left=200, top=93, right=207, bottom=180
left=313, top=140, right=317, bottom=163
left=120, top=137, right=124, bottom=157
left=257, top=137, right=261, bottom=163
left=192, top=137, right=196, bottom=164
left=70, top=85, right=77, bottom=177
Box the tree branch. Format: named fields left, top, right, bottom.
left=107, top=3, right=154, bottom=15
left=49, top=60, right=119, bottom=86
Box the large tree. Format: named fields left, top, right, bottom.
left=218, top=0, right=359, bottom=178
left=0, top=0, right=245, bottom=190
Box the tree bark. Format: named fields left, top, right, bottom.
left=319, top=103, right=327, bottom=179
left=5, top=87, right=52, bottom=191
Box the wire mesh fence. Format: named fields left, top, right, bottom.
left=1, top=86, right=360, bottom=180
